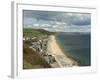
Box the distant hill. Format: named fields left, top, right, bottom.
left=23, top=28, right=55, bottom=38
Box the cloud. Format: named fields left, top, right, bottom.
left=23, top=10, right=91, bottom=32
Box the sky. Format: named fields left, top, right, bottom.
left=23, top=10, right=91, bottom=32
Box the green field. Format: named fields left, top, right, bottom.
left=23, top=28, right=54, bottom=39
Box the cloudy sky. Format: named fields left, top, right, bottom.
left=23, top=10, right=91, bottom=32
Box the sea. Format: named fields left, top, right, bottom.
left=55, top=32, right=91, bottom=66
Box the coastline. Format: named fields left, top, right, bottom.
left=47, top=35, right=78, bottom=67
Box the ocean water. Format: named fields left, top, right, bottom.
left=55, top=32, right=91, bottom=66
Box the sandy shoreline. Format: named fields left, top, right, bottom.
left=47, top=35, right=78, bottom=67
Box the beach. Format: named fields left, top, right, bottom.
left=47, top=35, right=78, bottom=67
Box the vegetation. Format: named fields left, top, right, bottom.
left=23, top=28, right=54, bottom=69
left=23, top=43, right=51, bottom=69
left=23, top=28, right=54, bottom=39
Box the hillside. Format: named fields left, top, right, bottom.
left=23, top=28, right=54, bottom=69
left=23, top=43, right=51, bottom=69
left=23, top=28, right=54, bottom=39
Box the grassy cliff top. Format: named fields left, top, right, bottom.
left=23, top=28, right=54, bottom=39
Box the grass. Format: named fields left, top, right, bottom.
left=23, top=28, right=54, bottom=39
left=23, top=59, right=34, bottom=69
